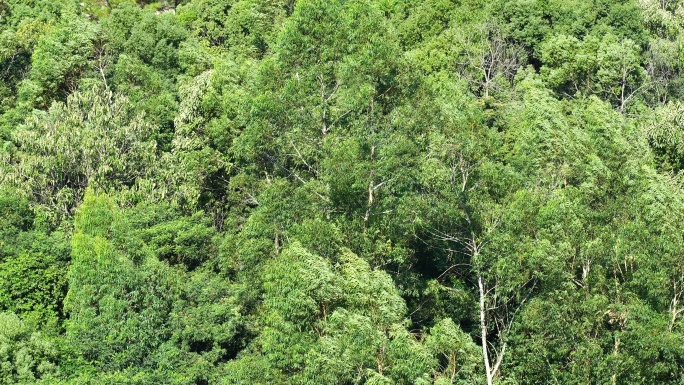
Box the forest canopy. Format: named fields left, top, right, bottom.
left=3, top=0, right=684, bottom=384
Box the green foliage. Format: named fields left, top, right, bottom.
left=248, top=243, right=469, bottom=384
left=0, top=189, right=32, bottom=233
left=0, top=190, right=69, bottom=327
left=2, top=86, right=159, bottom=228
left=65, top=192, right=162, bottom=370
left=142, top=211, right=216, bottom=270
left=0, top=249, right=68, bottom=327
left=424, top=319, right=482, bottom=384
left=644, top=101, right=684, bottom=171
left=540, top=33, right=647, bottom=109
left=8, top=0, right=684, bottom=383
left=177, top=0, right=286, bottom=56
left=19, top=17, right=97, bottom=109
left=0, top=312, right=60, bottom=384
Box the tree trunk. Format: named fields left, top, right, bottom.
left=479, top=274, right=494, bottom=385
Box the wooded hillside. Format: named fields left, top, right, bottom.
left=3, top=0, right=684, bottom=383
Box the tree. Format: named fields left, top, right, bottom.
left=16, top=16, right=96, bottom=110
left=239, top=242, right=474, bottom=384
left=64, top=192, right=165, bottom=372
left=177, top=0, right=286, bottom=56
left=540, top=33, right=647, bottom=110
left=0, top=312, right=61, bottom=384
left=643, top=101, right=684, bottom=172
left=2, top=86, right=159, bottom=228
